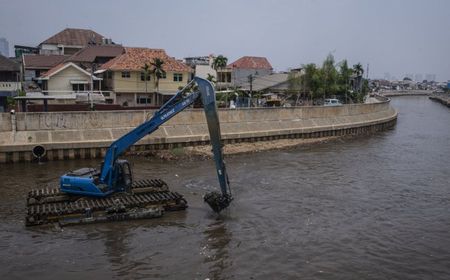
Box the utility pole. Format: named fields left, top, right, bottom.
left=366, top=63, right=370, bottom=80
left=90, top=66, right=94, bottom=110
left=248, top=74, right=253, bottom=107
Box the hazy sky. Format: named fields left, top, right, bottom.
left=1, top=0, right=449, bottom=81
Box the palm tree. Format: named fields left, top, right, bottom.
left=141, top=63, right=151, bottom=94
left=353, top=63, right=364, bottom=77
left=212, top=55, right=228, bottom=70
left=353, top=63, right=364, bottom=95
left=338, top=60, right=352, bottom=103
left=150, top=58, right=166, bottom=93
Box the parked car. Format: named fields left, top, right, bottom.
left=324, top=98, right=342, bottom=106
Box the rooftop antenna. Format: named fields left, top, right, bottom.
left=366, top=63, right=370, bottom=79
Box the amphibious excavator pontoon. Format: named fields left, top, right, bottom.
left=25, top=77, right=233, bottom=226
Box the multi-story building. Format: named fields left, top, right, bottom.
left=0, top=38, right=9, bottom=57
left=39, top=28, right=109, bottom=55
left=99, top=47, right=192, bottom=107
left=216, top=56, right=273, bottom=89
left=184, top=55, right=215, bottom=80
left=0, top=54, right=21, bottom=111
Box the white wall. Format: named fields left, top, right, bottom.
left=47, top=66, right=90, bottom=93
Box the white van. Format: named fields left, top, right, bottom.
left=324, top=98, right=342, bottom=106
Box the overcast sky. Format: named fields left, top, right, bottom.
left=1, top=0, right=449, bottom=81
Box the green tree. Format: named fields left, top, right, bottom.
left=319, top=54, right=338, bottom=99
left=150, top=58, right=166, bottom=93
left=206, top=73, right=216, bottom=84
left=337, top=59, right=352, bottom=103
left=353, top=63, right=364, bottom=77
left=353, top=63, right=365, bottom=102
left=301, top=63, right=320, bottom=100
left=212, top=55, right=228, bottom=70
left=141, top=63, right=151, bottom=94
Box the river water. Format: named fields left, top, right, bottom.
left=1, top=96, right=449, bottom=279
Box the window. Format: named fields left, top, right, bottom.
left=136, top=95, right=152, bottom=105
left=107, top=71, right=112, bottom=79
left=121, top=71, right=130, bottom=78
left=173, top=73, right=183, bottom=82
left=160, top=72, right=166, bottom=79
left=72, top=84, right=85, bottom=92
left=217, top=72, right=231, bottom=83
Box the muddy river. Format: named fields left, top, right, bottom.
left=1, top=96, right=449, bottom=279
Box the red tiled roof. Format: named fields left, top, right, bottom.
left=99, top=47, right=192, bottom=72
left=23, top=54, right=69, bottom=69
left=40, top=28, right=105, bottom=46
left=227, top=56, right=273, bottom=70
left=67, top=45, right=125, bottom=63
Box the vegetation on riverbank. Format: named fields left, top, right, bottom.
left=288, top=54, right=369, bottom=103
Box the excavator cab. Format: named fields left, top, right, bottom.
left=113, top=160, right=132, bottom=193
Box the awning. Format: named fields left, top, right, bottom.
left=15, top=95, right=76, bottom=100
left=70, top=80, right=89, bottom=84
left=94, top=69, right=106, bottom=74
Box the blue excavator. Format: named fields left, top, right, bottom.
left=26, top=77, right=232, bottom=226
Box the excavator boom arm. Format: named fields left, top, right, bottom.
left=99, top=77, right=232, bottom=212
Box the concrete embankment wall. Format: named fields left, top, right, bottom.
left=0, top=99, right=397, bottom=163
left=429, top=95, right=450, bottom=107
left=380, top=90, right=431, bottom=97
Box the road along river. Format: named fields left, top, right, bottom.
left=0, top=96, right=449, bottom=279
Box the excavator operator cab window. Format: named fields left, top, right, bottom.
left=118, top=161, right=133, bottom=192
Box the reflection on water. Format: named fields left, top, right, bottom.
left=202, top=218, right=232, bottom=280
left=1, top=97, right=450, bottom=279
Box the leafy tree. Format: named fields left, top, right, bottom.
left=150, top=58, right=166, bottom=93
left=319, top=54, right=338, bottom=99
left=300, top=63, right=320, bottom=100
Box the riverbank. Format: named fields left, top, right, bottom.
left=378, top=90, right=432, bottom=97
left=135, top=136, right=340, bottom=160
left=0, top=98, right=397, bottom=163
left=429, top=94, right=450, bottom=107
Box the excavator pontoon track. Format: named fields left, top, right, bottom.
left=25, top=179, right=187, bottom=227
left=27, top=179, right=169, bottom=205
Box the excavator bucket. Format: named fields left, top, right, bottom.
left=204, top=192, right=233, bottom=213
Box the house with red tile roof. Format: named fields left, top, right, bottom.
left=39, top=28, right=110, bottom=55
left=98, top=47, right=193, bottom=107
left=216, top=56, right=273, bottom=89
